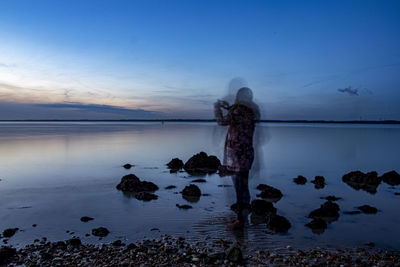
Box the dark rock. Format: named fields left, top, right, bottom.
left=123, top=163, right=133, bottom=169
left=40, top=251, right=53, bottom=260
left=191, top=178, right=206, bottom=183
left=309, top=201, right=340, bottom=222
left=251, top=199, right=276, bottom=215
left=54, top=241, right=66, bottom=249
left=0, top=247, right=16, bottom=265
left=182, top=184, right=201, bottom=197
left=250, top=213, right=266, bottom=225
left=218, top=165, right=236, bottom=177
left=176, top=204, right=193, bottom=209
left=32, top=224, right=37, bottom=227
left=380, top=170, right=400, bottom=186
left=306, top=218, right=327, bottom=234
left=166, top=158, right=184, bottom=170
left=92, top=227, right=110, bottom=237
left=135, top=191, right=158, bottom=201
left=2, top=228, right=18, bottom=238
left=116, top=174, right=159, bottom=192
left=256, top=184, right=283, bottom=202
left=126, top=243, right=137, bottom=250
left=343, top=211, right=361, bottom=215
left=66, top=238, right=81, bottom=247
left=395, top=192, right=400, bottom=196
left=112, top=240, right=123, bottom=246
left=293, top=175, right=307, bottom=185
left=358, top=205, right=378, bottom=214
left=80, top=216, right=94, bottom=222
left=321, top=195, right=342, bottom=201
left=342, top=171, right=381, bottom=194
left=266, top=214, right=291, bottom=233
left=311, top=176, right=325, bottom=189
left=165, top=185, right=177, bottom=189
left=184, top=152, right=221, bottom=174
left=226, top=244, right=242, bottom=262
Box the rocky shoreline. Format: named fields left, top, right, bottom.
left=1, top=236, right=399, bottom=266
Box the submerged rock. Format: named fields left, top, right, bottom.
left=184, top=152, right=221, bottom=175
left=306, top=218, right=327, bottom=234
left=123, top=163, right=133, bottom=169
left=266, top=214, right=291, bottom=233
left=293, top=175, right=307, bottom=185
left=311, top=176, right=325, bottom=189
left=342, top=171, right=381, bottom=194
left=176, top=204, right=193, bottom=209
left=380, top=170, right=400, bottom=186
left=251, top=199, right=276, bottom=215
left=92, top=227, right=109, bottom=237
left=135, top=191, right=158, bottom=201
left=358, top=205, right=378, bottom=214
left=256, top=184, right=283, bottom=202
left=321, top=195, right=342, bottom=201
left=80, top=216, right=94, bottom=222
left=116, top=174, right=159, bottom=192
left=2, top=228, right=18, bottom=238
left=166, top=158, right=184, bottom=171
left=309, top=201, right=340, bottom=222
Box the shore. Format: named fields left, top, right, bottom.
left=2, top=235, right=399, bottom=266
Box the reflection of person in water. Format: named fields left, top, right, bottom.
left=214, top=87, right=260, bottom=228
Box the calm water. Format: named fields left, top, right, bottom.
left=0, top=122, right=399, bottom=251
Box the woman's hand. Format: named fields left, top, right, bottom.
left=216, top=100, right=230, bottom=109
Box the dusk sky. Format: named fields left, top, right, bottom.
left=1, top=0, right=399, bottom=120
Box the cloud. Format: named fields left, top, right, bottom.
left=338, top=86, right=359, bottom=96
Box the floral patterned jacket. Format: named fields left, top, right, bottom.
left=214, top=102, right=256, bottom=172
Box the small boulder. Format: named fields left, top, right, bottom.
left=305, top=218, right=327, bottom=234
left=380, top=170, right=400, bottom=186
left=165, top=185, right=177, bottom=189
left=0, top=247, right=16, bottom=265
left=191, top=178, right=206, bottom=183
left=256, top=184, right=283, bottom=202
left=266, top=214, right=291, bottom=233
left=123, top=163, right=133, bottom=169
left=66, top=238, right=81, bottom=247
left=182, top=184, right=201, bottom=197
left=135, top=191, right=158, bottom=201
left=293, top=175, right=307, bottom=185
left=2, top=228, right=18, bottom=238
left=176, top=204, right=192, bottom=209
left=116, top=174, right=158, bottom=192
left=166, top=158, right=184, bottom=171
left=311, top=176, right=325, bottom=189
left=251, top=199, right=276, bottom=215
left=342, top=171, right=381, bottom=194
left=92, top=227, right=109, bottom=237
left=358, top=205, right=378, bottom=214
left=184, top=152, right=221, bottom=174
left=308, top=201, right=340, bottom=222
left=80, top=216, right=94, bottom=222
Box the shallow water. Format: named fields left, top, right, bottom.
left=0, top=122, right=399, bottom=251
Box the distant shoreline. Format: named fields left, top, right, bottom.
left=0, top=119, right=399, bottom=124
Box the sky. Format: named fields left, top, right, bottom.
left=0, top=0, right=399, bottom=120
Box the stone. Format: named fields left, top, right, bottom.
left=226, top=244, right=243, bottom=262
left=183, top=152, right=221, bottom=174
left=166, top=158, right=184, bottom=170
left=135, top=191, right=158, bottom=201
left=165, top=185, right=177, bottom=189
left=293, top=175, right=307, bottom=185
left=123, top=163, right=133, bottom=169
left=266, top=214, right=291, bottom=233
left=251, top=199, right=276, bottom=215
left=2, top=228, right=18, bottom=238
left=92, top=227, right=110, bottom=237
left=358, top=205, right=378, bottom=214
left=66, top=238, right=81, bottom=247
left=116, top=174, right=159, bottom=192
left=176, top=204, right=193, bottom=209
left=321, top=196, right=342, bottom=201
left=342, top=171, right=381, bottom=194
left=191, top=178, right=206, bottom=183
left=380, top=170, right=400, bottom=186
left=182, top=184, right=201, bottom=197
left=80, top=216, right=94, bottom=222
left=311, top=176, right=325, bottom=189
left=256, top=184, right=283, bottom=202
left=0, top=247, right=16, bottom=265
left=309, top=201, right=340, bottom=222
left=306, top=218, right=327, bottom=234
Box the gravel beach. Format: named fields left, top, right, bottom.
left=2, top=235, right=399, bottom=266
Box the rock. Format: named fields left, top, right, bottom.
left=166, top=158, right=184, bottom=170
left=183, top=152, right=221, bottom=174
left=226, top=244, right=242, bottom=262
left=293, top=175, right=307, bottom=185
left=250, top=213, right=266, bottom=225
left=2, top=228, right=18, bottom=238
left=380, top=170, right=400, bottom=186
left=321, top=195, right=342, bottom=201
left=123, top=163, right=133, bottom=169
left=306, top=218, right=327, bottom=234
left=311, top=176, right=325, bottom=189
left=0, top=247, right=16, bottom=265
left=182, top=184, right=201, bottom=197
left=395, top=192, right=400, bottom=196
left=66, top=238, right=81, bottom=247
left=256, top=184, right=283, bottom=202
left=343, top=211, right=361, bottom=215
left=54, top=241, right=66, bottom=249
left=92, top=227, right=110, bottom=237
left=342, top=171, right=381, bottom=194
left=266, top=214, right=291, bottom=233
left=135, top=191, right=158, bottom=201
left=165, top=185, right=177, bottom=189
left=112, top=240, right=123, bottom=246
left=116, top=174, right=159, bottom=192
left=309, top=201, right=340, bottom=222
left=176, top=204, right=193, bottom=209
left=80, top=216, right=94, bottom=222
left=251, top=199, right=276, bottom=215
left=191, top=178, right=206, bottom=183
left=32, top=224, right=37, bottom=227
left=358, top=205, right=378, bottom=214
